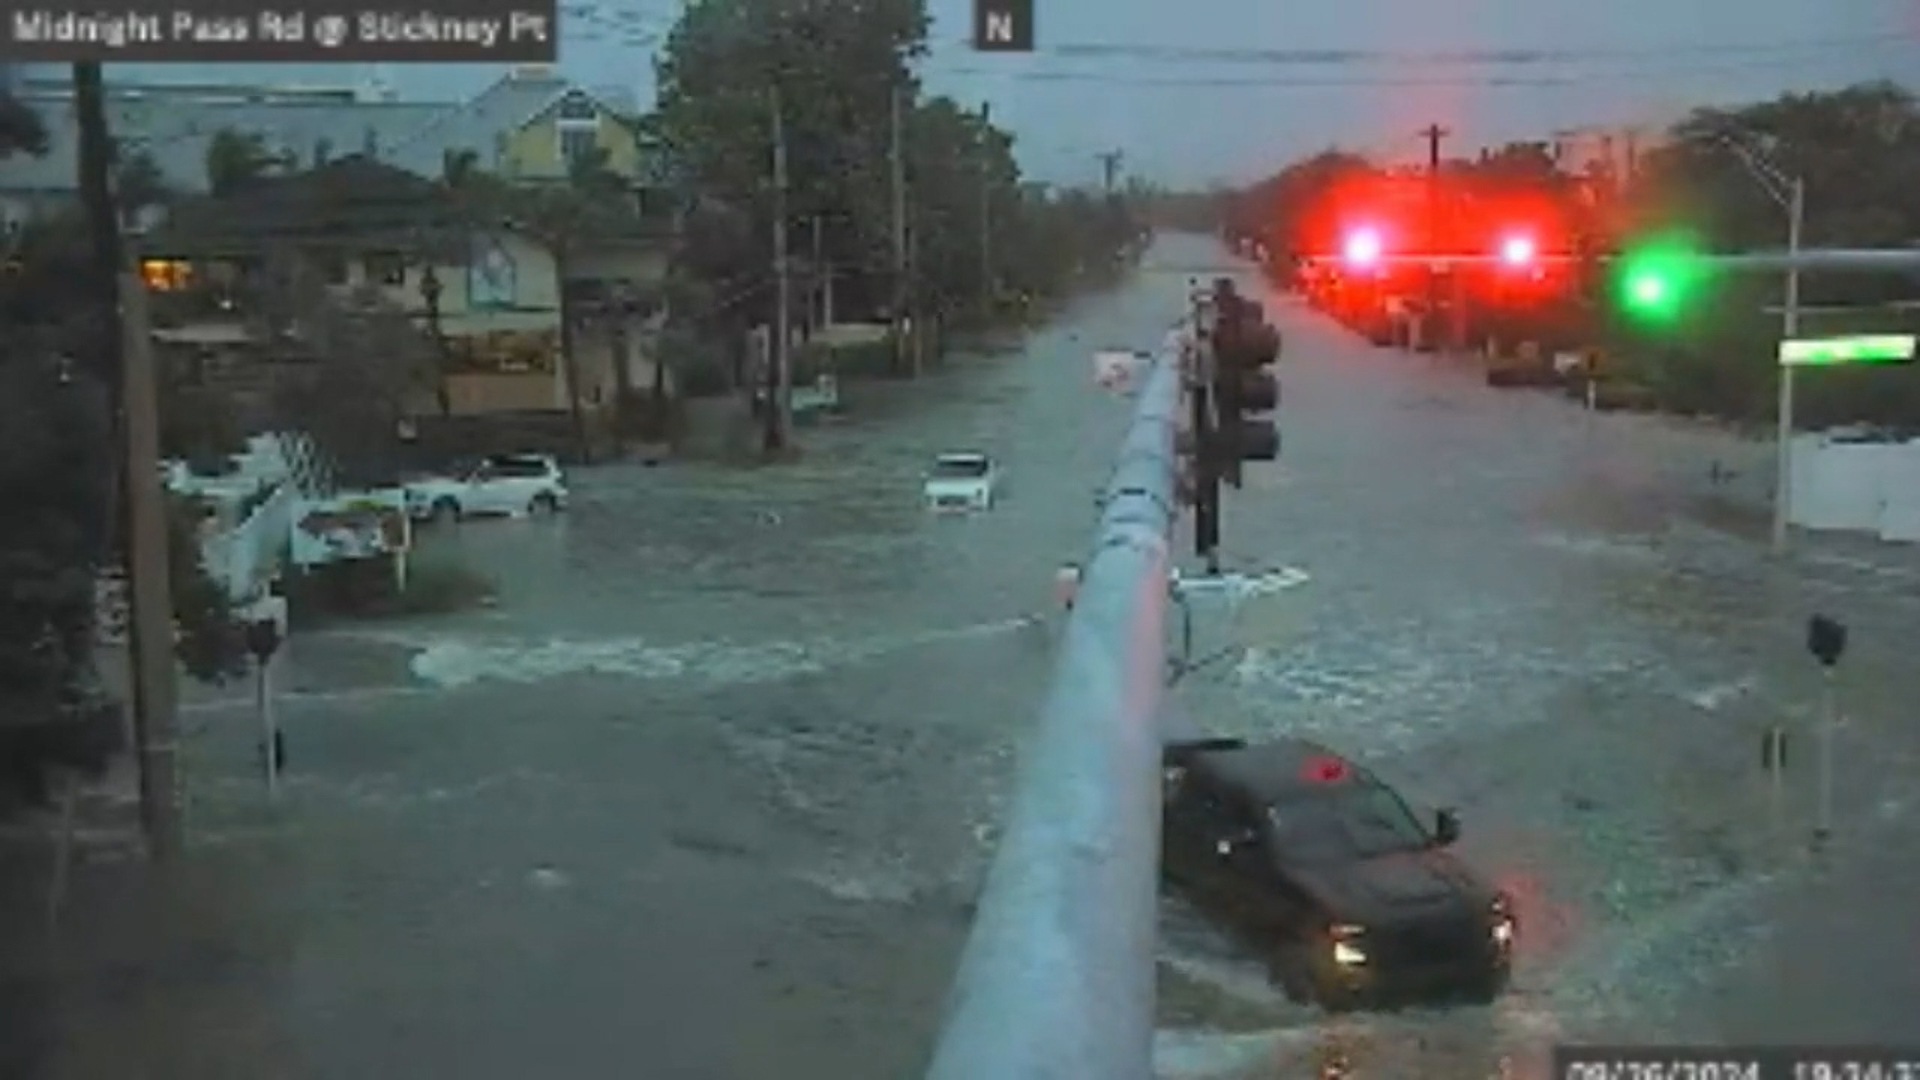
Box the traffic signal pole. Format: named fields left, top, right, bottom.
left=1189, top=290, right=1222, bottom=572
left=1772, top=177, right=1805, bottom=556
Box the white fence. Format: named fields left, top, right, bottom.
left=1789, top=433, right=1920, bottom=543
left=200, top=482, right=297, bottom=602
left=166, top=432, right=327, bottom=604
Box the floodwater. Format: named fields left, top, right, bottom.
left=7, top=234, right=1919, bottom=1079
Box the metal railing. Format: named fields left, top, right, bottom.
left=923, top=345, right=1185, bottom=1080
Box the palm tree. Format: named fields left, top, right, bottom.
left=203, top=128, right=279, bottom=196
left=112, top=146, right=169, bottom=230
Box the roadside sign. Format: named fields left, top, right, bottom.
left=1777, top=334, right=1917, bottom=366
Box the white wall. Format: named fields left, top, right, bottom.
left=1789, top=435, right=1920, bottom=544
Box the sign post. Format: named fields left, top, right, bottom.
left=1805, top=614, right=1848, bottom=850
left=1760, top=725, right=1788, bottom=839
left=245, top=616, right=286, bottom=799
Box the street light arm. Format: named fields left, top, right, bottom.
left=1713, top=132, right=1794, bottom=208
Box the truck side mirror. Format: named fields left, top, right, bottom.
left=1806, top=614, right=1847, bottom=667
left=1432, top=808, right=1461, bottom=847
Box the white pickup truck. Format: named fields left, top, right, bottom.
left=922, top=452, right=1001, bottom=513
left=404, top=453, right=569, bottom=523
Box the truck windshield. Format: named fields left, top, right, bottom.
left=931, top=458, right=989, bottom=479
left=1267, top=785, right=1432, bottom=862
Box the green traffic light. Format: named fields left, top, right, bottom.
left=1614, top=235, right=1706, bottom=325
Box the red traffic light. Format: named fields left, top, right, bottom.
left=1498, top=232, right=1536, bottom=267
left=1342, top=226, right=1383, bottom=267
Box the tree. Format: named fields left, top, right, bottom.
left=653, top=0, right=929, bottom=315
left=1614, top=82, right=1920, bottom=428
left=113, top=144, right=170, bottom=229
left=270, top=275, right=438, bottom=489
left=1227, top=148, right=1375, bottom=260
left=0, top=93, right=121, bottom=806
left=0, top=89, right=48, bottom=158
left=204, top=128, right=280, bottom=196
left=651, top=0, right=1144, bottom=357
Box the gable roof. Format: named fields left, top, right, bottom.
left=2, top=94, right=450, bottom=195
left=145, top=156, right=467, bottom=250
left=381, top=72, right=572, bottom=179
left=5, top=71, right=656, bottom=200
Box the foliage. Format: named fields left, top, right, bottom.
left=1, top=90, right=251, bottom=804
left=269, top=280, right=434, bottom=489
left=1609, top=81, right=1920, bottom=427
left=158, top=381, right=246, bottom=466
left=0, top=347, right=112, bottom=726
left=204, top=128, right=283, bottom=196
left=1, top=91, right=112, bottom=786
left=650, top=0, right=1144, bottom=356
left=167, top=496, right=248, bottom=684
left=113, top=143, right=170, bottom=226
left=0, top=88, right=48, bottom=158
left=1224, top=147, right=1374, bottom=256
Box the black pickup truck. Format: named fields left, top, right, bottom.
left=1161, top=736, right=1515, bottom=1011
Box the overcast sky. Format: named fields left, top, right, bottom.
left=109, top=0, right=1920, bottom=188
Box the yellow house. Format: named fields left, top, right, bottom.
left=140, top=152, right=671, bottom=423
left=384, top=67, right=651, bottom=189
left=498, top=86, right=645, bottom=183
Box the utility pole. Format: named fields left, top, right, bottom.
left=978, top=103, right=993, bottom=315
left=767, top=86, right=792, bottom=453
left=1419, top=123, right=1451, bottom=350
left=75, top=62, right=182, bottom=860
left=75, top=62, right=124, bottom=550
left=890, top=81, right=912, bottom=375
left=811, top=214, right=834, bottom=329
left=118, top=276, right=182, bottom=859
left=1097, top=149, right=1124, bottom=195
left=1772, top=176, right=1805, bottom=556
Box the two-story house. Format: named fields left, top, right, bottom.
left=136, top=156, right=657, bottom=426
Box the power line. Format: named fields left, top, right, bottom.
left=1030, top=32, right=1919, bottom=67
left=927, top=48, right=1920, bottom=89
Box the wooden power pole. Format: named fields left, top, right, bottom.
left=979, top=103, right=992, bottom=312
left=890, top=81, right=911, bottom=375
left=74, top=61, right=182, bottom=859
left=767, top=86, right=792, bottom=453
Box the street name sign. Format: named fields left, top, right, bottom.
left=1777, top=334, right=1917, bottom=367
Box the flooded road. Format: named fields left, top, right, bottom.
left=14, top=234, right=1920, bottom=1079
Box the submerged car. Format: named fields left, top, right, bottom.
left=404, top=453, right=569, bottom=522
left=922, top=452, right=1001, bottom=512
left=1161, top=736, right=1514, bottom=1011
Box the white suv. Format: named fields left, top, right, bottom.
left=406, top=453, right=569, bottom=523
left=922, top=452, right=1001, bottom=512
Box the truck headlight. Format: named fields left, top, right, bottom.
left=1330, top=924, right=1367, bottom=966
left=1491, top=895, right=1516, bottom=948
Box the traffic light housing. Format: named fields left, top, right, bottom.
left=1209, top=297, right=1281, bottom=486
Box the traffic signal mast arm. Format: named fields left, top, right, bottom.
left=1307, top=248, right=1920, bottom=272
